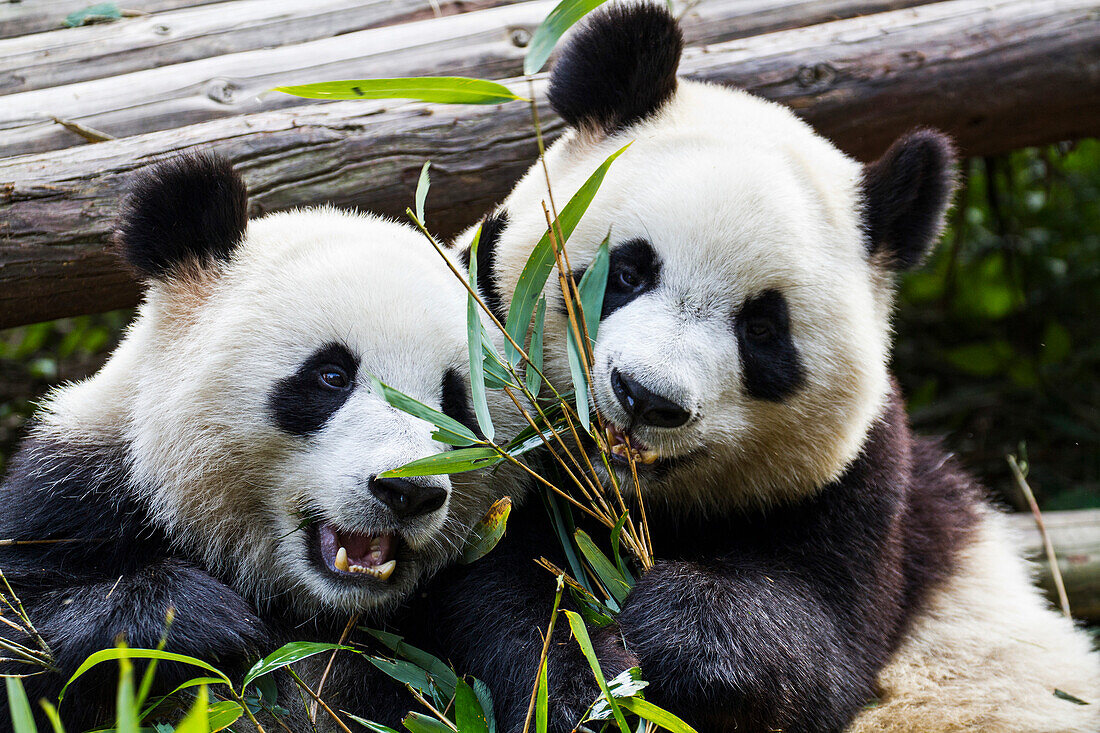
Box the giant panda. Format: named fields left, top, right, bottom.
left=0, top=154, right=496, bottom=731
left=422, top=4, right=1100, bottom=732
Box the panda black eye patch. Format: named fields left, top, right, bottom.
left=735, top=289, right=804, bottom=401
left=268, top=342, right=360, bottom=436
left=570, top=238, right=661, bottom=320
left=440, top=369, right=481, bottom=440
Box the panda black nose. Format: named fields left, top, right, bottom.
left=610, top=368, right=692, bottom=428
left=369, top=477, right=447, bottom=519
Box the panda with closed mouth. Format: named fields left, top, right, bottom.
left=425, top=4, right=1100, bottom=732
left=0, top=154, right=493, bottom=730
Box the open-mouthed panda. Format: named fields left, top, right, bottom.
left=425, top=4, right=1100, bottom=732
left=0, top=154, right=495, bottom=731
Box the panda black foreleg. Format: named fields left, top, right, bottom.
left=615, top=557, right=875, bottom=733
left=8, top=559, right=269, bottom=733
left=416, top=512, right=637, bottom=733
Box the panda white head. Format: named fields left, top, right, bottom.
left=42, top=154, right=485, bottom=614
left=475, top=3, right=956, bottom=511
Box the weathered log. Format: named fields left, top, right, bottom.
left=0, top=0, right=516, bottom=95
left=0, top=0, right=942, bottom=156
left=1008, top=509, right=1100, bottom=622
left=0, top=0, right=221, bottom=40
left=1, top=0, right=1098, bottom=328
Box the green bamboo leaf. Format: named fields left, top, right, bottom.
left=524, top=0, right=610, bottom=75
left=565, top=235, right=610, bottom=430
left=563, top=611, right=630, bottom=733
left=243, top=642, right=351, bottom=689
left=6, top=678, right=36, bottom=733
left=115, top=654, right=138, bottom=733
left=472, top=678, right=498, bottom=733
left=368, top=657, right=441, bottom=699
left=467, top=225, right=495, bottom=441
left=461, top=496, right=512, bottom=564
left=344, top=713, right=402, bottom=733
left=369, top=376, right=480, bottom=446
left=37, top=702, right=63, bottom=733
left=172, top=685, right=211, bottom=733
left=60, top=649, right=231, bottom=703
left=415, top=161, right=431, bottom=225
left=274, top=78, right=525, bottom=104
left=574, top=529, right=631, bottom=605
left=380, top=445, right=501, bottom=477
left=455, top=678, right=490, bottom=733
left=503, top=143, right=632, bottom=367
left=206, top=700, right=243, bottom=732
left=526, top=296, right=547, bottom=395
left=609, top=512, right=636, bottom=586
left=402, top=713, right=453, bottom=733
left=363, top=629, right=458, bottom=698
left=64, top=3, right=121, bottom=27
left=139, top=677, right=226, bottom=721
left=536, top=656, right=549, bottom=733
left=617, top=696, right=699, bottom=733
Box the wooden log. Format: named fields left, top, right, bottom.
left=0, top=0, right=516, bottom=95
left=1007, top=509, right=1100, bottom=622
left=0, top=0, right=222, bottom=40
left=0, top=0, right=942, bottom=156
left=1, top=0, right=1098, bottom=328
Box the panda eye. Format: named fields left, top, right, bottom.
left=743, top=317, right=776, bottom=342
left=316, top=366, right=350, bottom=390
left=616, top=268, right=641, bottom=290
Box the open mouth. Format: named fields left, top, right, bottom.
left=317, top=523, right=397, bottom=581
left=603, top=422, right=660, bottom=466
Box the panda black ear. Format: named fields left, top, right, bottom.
left=115, top=153, right=248, bottom=279
left=548, top=2, right=683, bottom=136
left=862, top=129, right=958, bottom=271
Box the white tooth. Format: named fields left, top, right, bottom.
left=639, top=450, right=659, bottom=465
left=375, top=560, right=397, bottom=581
left=334, top=546, right=350, bottom=572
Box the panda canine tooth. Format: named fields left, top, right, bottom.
left=334, top=546, right=350, bottom=572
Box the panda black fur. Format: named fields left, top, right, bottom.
left=0, top=154, right=495, bottom=731
left=427, top=4, right=1100, bottom=731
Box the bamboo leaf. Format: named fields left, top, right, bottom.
left=415, top=161, right=431, bottom=225
left=60, top=649, right=231, bottom=703
left=363, top=629, right=458, bottom=699
left=38, top=702, right=63, bottom=733
left=574, top=529, right=631, bottom=605
left=243, top=642, right=351, bottom=689
left=526, top=296, right=547, bottom=395
left=609, top=512, right=636, bottom=586
left=536, top=656, right=549, bottom=733
left=139, top=677, right=226, bottom=721
left=344, top=713, right=402, bottom=733
left=455, top=678, right=490, bottom=733
left=368, top=657, right=442, bottom=700
left=172, top=685, right=210, bottom=733
left=565, top=235, right=610, bottom=430
left=401, top=713, right=453, bottom=733
left=461, top=496, right=512, bottom=564
left=206, top=701, right=244, bottom=732
left=617, top=697, right=699, bottom=733
left=524, top=0, right=611, bottom=75
left=585, top=667, right=648, bottom=721
left=369, top=376, right=480, bottom=447
left=563, top=611, right=630, bottom=733
left=503, top=143, right=631, bottom=367
left=6, top=678, right=37, bottom=733
left=472, top=678, right=498, bottom=733
left=115, top=654, right=138, bottom=733
left=467, top=225, right=495, bottom=441
left=380, top=445, right=501, bottom=477
left=64, top=3, right=121, bottom=27
left=275, top=78, right=525, bottom=104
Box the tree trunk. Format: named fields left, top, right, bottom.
left=1, top=0, right=1098, bottom=328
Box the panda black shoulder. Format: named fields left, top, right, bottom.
left=548, top=3, right=683, bottom=135
left=115, top=153, right=248, bottom=279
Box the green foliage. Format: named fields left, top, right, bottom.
left=894, top=141, right=1100, bottom=509
left=274, top=78, right=525, bottom=104
left=524, top=0, right=611, bottom=75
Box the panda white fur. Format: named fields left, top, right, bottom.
left=424, top=4, right=1100, bottom=731
left=0, top=154, right=495, bottom=730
